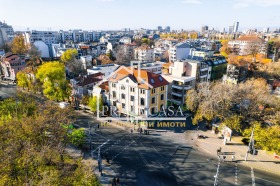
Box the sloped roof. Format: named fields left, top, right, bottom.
left=109, top=66, right=169, bottom=89
left=236, top=36, right=264, bottom=42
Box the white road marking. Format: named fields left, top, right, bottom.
left=139, top=152, right=149, bottom=166
left=251, top=167, right=255, bottom=186
left=91, top=139, right=110, bottom=153
left=235, top=163, right=238, bottom=185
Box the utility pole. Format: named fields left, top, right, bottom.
left=98, top=147, right=102, bottom=175
left=245, top=125, right=255, bottom=161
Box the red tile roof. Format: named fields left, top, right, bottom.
left=109, top=66, right=169, bottom=89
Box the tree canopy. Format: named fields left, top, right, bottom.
left=0, top=95, right=100, bottom=185
left=10, top=35, right=29, bottom=55
left=36, top=61, right=71, bottom=101
left=186, top=79, right=280, bottom=153
left=61, top=49, right=78, bottom=64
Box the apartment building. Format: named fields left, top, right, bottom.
left=134, top=44, right=154, bottom=62
left=162, top=62, right=196, bottom=105
left=60, top=30, right=103, bottom=43
left=0, top=22, right=14, bottom=48
left=228, top=36, right=266, bottom=55
left=1, top=52, right=26, bottom=80
left=108, top=66, right=169, bottom=118
left=223, top=64, right=248, bottom=84
left=169, top=42, right=192, bottom=62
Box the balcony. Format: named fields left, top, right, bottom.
left=170, top=99, right=182, bottom=105
left=172, top=84, right=183, bottom=89
left=200, top=67, right=208, bottom=71
left=200, top=74, right=208, bottom=79
left=172, top=92, right=183, bottom=97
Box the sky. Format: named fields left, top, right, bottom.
left=0, top=0, right=279, bottom=31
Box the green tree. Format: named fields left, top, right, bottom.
left=10, top=35, right=28, bottom=55
left=68, top=128, right=86, bottom=147
left=16, top=71, right=29, bottom=90
left=61, top=49, right=78, bottom=64
left=88, top=96, right=103, bottom=114
left=36, top=61, right=71, bottom=101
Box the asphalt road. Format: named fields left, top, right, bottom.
left=75, top=111, right=280, bottom=186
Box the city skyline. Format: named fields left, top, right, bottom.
left=0, top=0, right=279, bottom=31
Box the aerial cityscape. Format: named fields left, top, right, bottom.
left=0, top=0, right=280, bottom=185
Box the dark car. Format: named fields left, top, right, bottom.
left=0, top=96, right=4, bottom=101
left=197, top=134, right=207, bottom=139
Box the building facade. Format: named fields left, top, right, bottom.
left=134, top=44, right=154, bottom=62
left=0, top=21, right=14, bottom=48
left=108, top=66, right=169, bottom=118
left=1, top=52, right=26, bottom=80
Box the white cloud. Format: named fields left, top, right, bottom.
left=182, top=0, right=202, bottom=4
left=233, top=0, right=280, bottom=8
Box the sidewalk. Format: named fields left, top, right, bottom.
left=194, top=130, right=280, bottom=175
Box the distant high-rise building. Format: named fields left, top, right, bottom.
left=229, top=26, right=234, bottom=34
left=233, top=22, right=239, bottom=33
left=263, top=27, right=269, bottom=33
left=158, top=26, right=163, bottom=31
left=165, top=26, right=171, bottom=33
left=201, top=25, right=209, bottom=33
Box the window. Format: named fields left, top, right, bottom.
left=122, top=103, right=125, bottom=109
left=121, top=86, right=125, bottom=90
left=140, top=109, right=145, bottom=115
left=141, top=98, right=145, bottom=106
left=159, top=76, right=163, bottom=82
left=131, top=106, right=134, bottom=111
left=152, top=97, right=155, bottom=104
left=160, top=104, right=164, bottom=109
left=140, top=89, right=145, bottom=94
left=112, top=91, right=116, bottom=98
left=161, top=94, right=164, bottom=100
left=130, top=87, right=135, bottom=92
left=131, top=96, right=134, bottom=101
left=112, top=83, right=116, bottom=88
left=151, top=79, right=155, bottom=84
left=161, top=86, right=165, bottom=91
left=151, top=108, right=155, bottom=114
left=121, top=94, right=125, bottom=99
left=152, top=89, right=156, bottom=94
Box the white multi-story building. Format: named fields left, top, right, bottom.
left=0, top=21, right=14, bottom=48
left=162, top=59, right=211, bottom=105
left=134, top=44, right=154, bottom=62
left=108, top=66, right=169, bottom=118
left=169, top=42, right=192, bottom=62
left=119, top=37, right=131, bottom=44
left=228, top=36, right=266, bottom=56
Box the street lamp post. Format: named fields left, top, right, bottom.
left=245, top=125, right=255, bottom=161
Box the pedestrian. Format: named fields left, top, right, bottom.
left=116, top=177, right=120, bottom=185
left=130, top=129, right=133, bottom=135
left=112, top=177, right=116, bottom=186
left=223, top=156, right=226, bottom=161
left=232, top=155, right=235, bottom=161
left=97, top=124, right=100, bottom=128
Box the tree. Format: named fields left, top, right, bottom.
left=61, top=49, right=78, bottom=64
left=36, top=61, right=71, bottom=101
left=10, top=35, right=28, bottom=55
left=88, top=96, right=103, bottom=114
left=68, top=128, right=86, bottom=147
left=0, top=95, right=100, bottom=185
left=16, top=71, right=29, bottom=90
left=97, top=54, right=113, bottom=65
left=246, top=44, right=260, bottom=62
left=27, top=44, right=41, bottom=66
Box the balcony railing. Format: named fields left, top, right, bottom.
left=172, top=92, right=183, bottom=97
